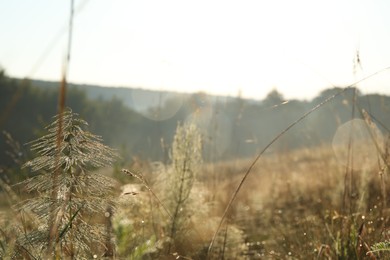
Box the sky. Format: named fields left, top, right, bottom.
left=1, top=0, right=390, bottom=100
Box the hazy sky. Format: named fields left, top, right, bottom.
left=1, top=0, right=390, bottom=100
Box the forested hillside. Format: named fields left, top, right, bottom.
left=1, top=70, right=390, bottom=170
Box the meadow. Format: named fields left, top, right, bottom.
left=114, top=143, right=389, bottom=259
left=0, top=90, right=389, bottom=259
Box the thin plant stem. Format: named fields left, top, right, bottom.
left=122, top=169, right=172, bottom=220
left=49, top=0, right=74, bottom=255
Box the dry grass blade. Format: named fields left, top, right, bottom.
left=58, top=202, right=85, bottom=241
left=360, top=109, right=388, bottom=163
left=316, top=244, right=331, bottom=259
left=206, top=66, right=390, bottom=257
left=16, top=244, right=37, bottom=260
left=122, top=169, right=172, bottom=219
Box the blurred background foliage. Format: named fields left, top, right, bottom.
left=1, top=68, right=390, bottom=182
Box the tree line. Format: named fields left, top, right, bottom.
left=1, top=69, right=390, bottom=178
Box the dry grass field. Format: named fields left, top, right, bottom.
left=208, top=145, right=389, bottom=259
left=112, top=141, right=389, bottom=259
left=0, top=108, right=389, bottom=259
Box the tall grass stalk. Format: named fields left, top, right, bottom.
left=49, top=0, right=74, bottom=254
left=361, top=109, right=389, bottom=213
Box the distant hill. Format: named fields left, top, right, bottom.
left=2, top=74, right=390, bottom=173
left=27, top=79, right=244, bottom=113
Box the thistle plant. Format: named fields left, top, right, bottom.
left=17, top=109, right=117, bottom=259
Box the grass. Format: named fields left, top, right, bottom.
left=109, top=141, right=389, bottom=259
left=0, top=72, right=389, bottom=258
left=0, top=129, right=389, bottom=259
